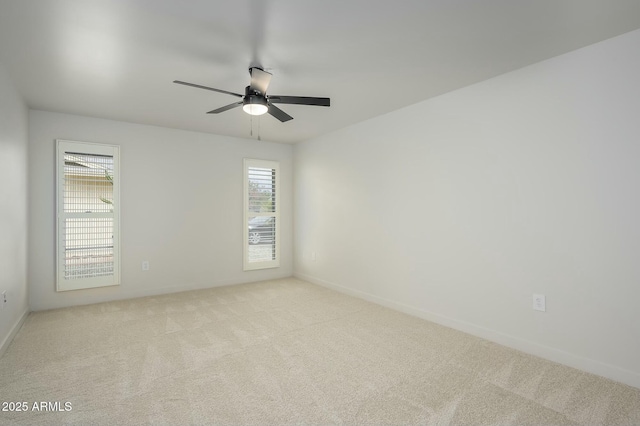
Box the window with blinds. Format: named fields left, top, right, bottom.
left=56, top=140, right=120, bottom=291
left=244, top=159, right=280, bottom=270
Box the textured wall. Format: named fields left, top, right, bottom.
left=0, top=62, right=29, bottom=353
left=294, top=29, right=640, bottom=387
left=29, top=111, right=293, bottom=310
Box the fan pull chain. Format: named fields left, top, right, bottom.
left=250, top=114, right=253, bottom=137
left=258, top=116, right=261, bottom=141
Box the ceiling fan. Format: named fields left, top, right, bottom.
left=173, top=67, right=330, bottom=122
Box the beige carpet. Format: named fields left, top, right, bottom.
left=1, top=278, right=638, bottom=425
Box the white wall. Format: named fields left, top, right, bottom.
left=294, top=29, right=640, bottom=388
left=0, top=62, right=29, bottom=354
left=29, top=111, right=293, bottom=310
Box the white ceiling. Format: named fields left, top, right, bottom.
left=1, top=0, right=639, bottom=144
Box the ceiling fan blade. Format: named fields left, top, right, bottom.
left=249, top=67, right=272, bottom=94
left=267, top=103, right=293, bottom=122
left=268, top=95, right=330, bottom=107
left=207, top=101, right=243, bottom=114
left=173, top=80, right=243, bottom=98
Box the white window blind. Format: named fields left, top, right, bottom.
left=56, top=140, right=120, bottom=291
left=244, top=159, right=280, bottom=270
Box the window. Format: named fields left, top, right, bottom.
left=244, top=159, right=280, bottom=270
left=56, top=140, right=120, bottom=291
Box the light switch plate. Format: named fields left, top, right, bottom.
left=533, top=294, right=546, bottom=312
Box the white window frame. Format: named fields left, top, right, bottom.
left=56, top=140, right=121, bottom=291
left=243, top=158, right=280, bottom=271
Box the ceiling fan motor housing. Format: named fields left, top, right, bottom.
left=243, top=86, right=268, bottom=115
left=244, top=85, right=266, bottom=100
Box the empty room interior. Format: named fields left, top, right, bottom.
left=1, top=0, right=640, bottom=424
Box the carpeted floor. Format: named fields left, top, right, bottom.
left=1, top=277, right=639, bottom=425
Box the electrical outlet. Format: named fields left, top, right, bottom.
left=142, top=261, right=150, bottom=271
left=533, top=294, right=546, bottom=312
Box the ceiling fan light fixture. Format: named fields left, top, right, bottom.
left=243, top=96, right=268, bottom=116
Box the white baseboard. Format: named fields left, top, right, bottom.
left=30, top=272, right=294, bottom=311
left=294, top=271, right=640, bottom=390
left=0, top=308, right=29, bottom=358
